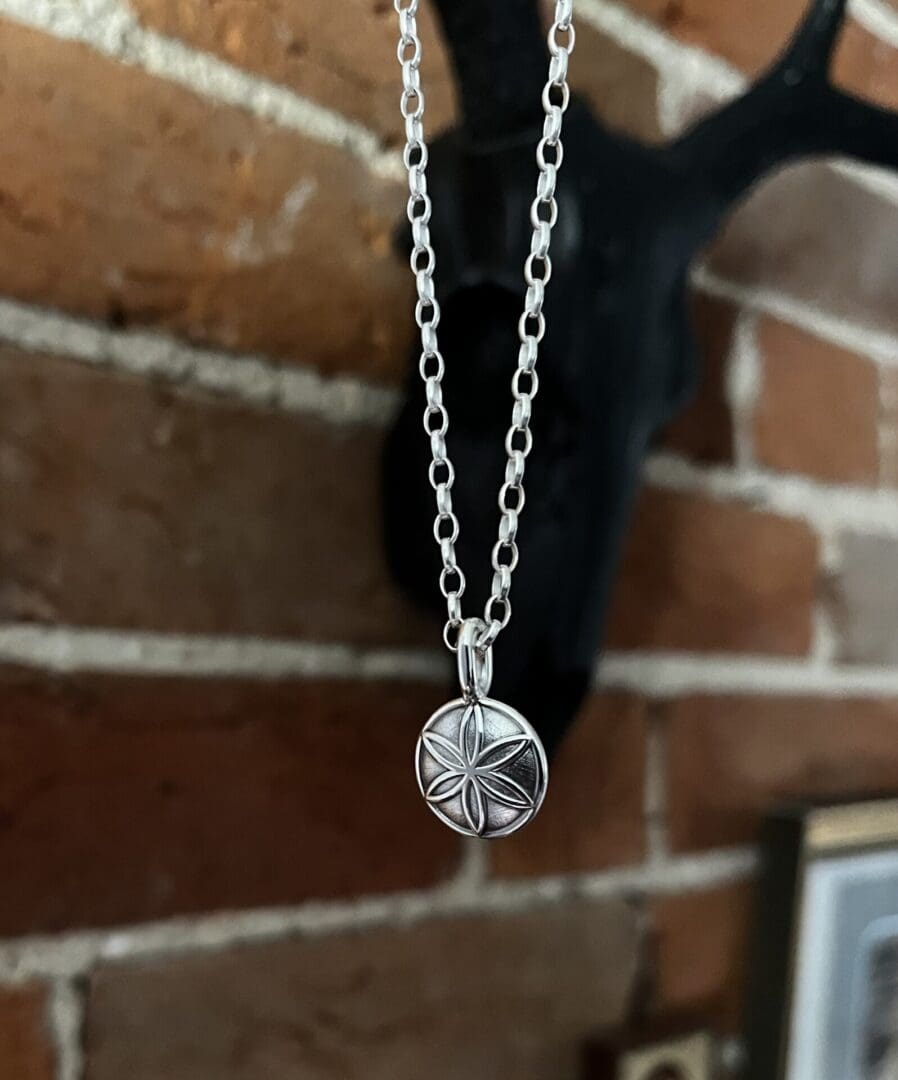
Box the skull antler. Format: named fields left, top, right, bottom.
left=384, top=0, right=898, bottom=755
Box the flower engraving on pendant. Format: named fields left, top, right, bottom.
left=415, top=698, right=548, bottom=838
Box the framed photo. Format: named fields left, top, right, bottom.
left=748, top=799, right=898, bottom=1080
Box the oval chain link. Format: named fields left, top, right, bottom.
left=395, top=0, right=576, bottom=651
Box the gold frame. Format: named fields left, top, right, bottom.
left=618, top=1032, right=713, bottom=1080
left=804, top=799, right=898, bottom=855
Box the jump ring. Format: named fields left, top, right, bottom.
left=457, top=618, right=493, bottom=699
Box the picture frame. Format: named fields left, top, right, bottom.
left=748, top=798, right=898, bottom=1080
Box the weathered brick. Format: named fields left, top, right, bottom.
left=662, top=293, right=738, bottom=464
left=665, top=695, right=898, bottom=851
left=0, top=19, right=408, bottom=379
left=606, top=489, right=818, bottom=655
left=649, top=885, right=753, bottom=1033
left=882, top=368, right=898, bottom=486
left=569, top=22, right=662, bottom=141
left=710, top=163, right=898, bottom=340
left=130, top=2, right=661, bottom=142
left=0, top=346, right=434, bottom=643
left=131, top=0, right=457, bottom=144
left=834, top=20, right=898, bottom=110
left=753, top=317, right=880, bottom=484
left=830, top=533, right=898, bottom=665
left=624, top=0, right=898, bottom=109
left=492, top=694, right=647, bottom=879
left=0, top=668, right=459, bottom=934
left=0, top=985, right=55, bottom=1080
left=84, top=899, right=640, bottom=1080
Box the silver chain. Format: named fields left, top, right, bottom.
left=395, top=0, right=576, bottom=652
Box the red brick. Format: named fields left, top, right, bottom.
left=649, top=885, right=754, bottom=1033
left=665, top=695, right=898, bottom=851
left=0, top=985, right=54, bottom=1080
left=568, top=22, right=662, bottom=141
left=710, top=162, right=898, bottom=341
left=0, top=668, right=459, bottom=934
left=623, top=0, right=898, bottom=109
left=0, top=347, right=434, bottom=644
left=753, top=318, right=880, bottom=484
left=834, top=20, right=898, bottom=110
left=0, top=19, right=408, bottom=379
left=883, top=369, right=898, bottom=487
left=84, top=900, right=640, bottom=1080
left=130, top=0, right=457, bottom=144
left=130, top=2, right=661, bottom=142
left=492, top=694, right=647, bottom=879
left=607, top=488, right=818, bottom=655
left=830, top=533, right=898, bottom=665
left=662, top=293, right=738, bottom=464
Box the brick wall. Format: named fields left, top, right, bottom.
left=1, top=2, right=898, bottom=1077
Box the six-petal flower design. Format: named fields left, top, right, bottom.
left=421, top=702, right=536, bottom=836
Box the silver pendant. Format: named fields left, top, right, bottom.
left=415, top=621, right=548, bottom=839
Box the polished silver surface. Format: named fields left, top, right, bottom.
left=456, top=617, right=493, bottom=700
left=394, top=0, right=576, bottom=652
left=415, top=696, right=548, bottom=839
left=396, top=4, right=575, bottom=834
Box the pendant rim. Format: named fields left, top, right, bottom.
left=414, top=694, right=548, bottom=840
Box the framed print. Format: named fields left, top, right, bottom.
left=748, top=799, right=898, bottom=1080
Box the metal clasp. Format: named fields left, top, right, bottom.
left=457, top=618, right=493, bottom=700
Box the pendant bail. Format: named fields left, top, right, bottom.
left=457, top=618, right=493, bottom=700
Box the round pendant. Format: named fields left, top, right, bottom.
left=415, top=695, right=548, bottom=839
